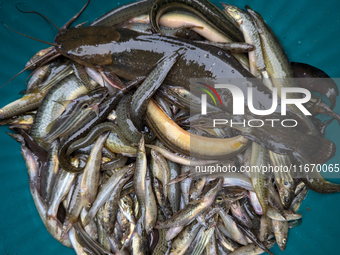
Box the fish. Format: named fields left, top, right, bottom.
left=30, top=74, right=89, bottom=148
left=216, top=226, right=241, bottom=252
left=266, top=207, right=302, bottom=221
left=191, top=224, right=215, bottom=255
left=145, top=174, right=158, bottom=234
left=43, top=87, right=108, bottom=144
left=21, top=144, right=72, bottom=247
left=82, top=163, right=134, bottom=226
left=189, top=177, right=206, bottom=201
left=290, top=185, right=309, bottom=212
left=153, top=177, right=173, bottom=219
left=81, top=132, right=110, bottom=210
left=217, top=206, right=248, bottom=246
left=250, top=142, right=269, bottom=214
left=61, top=172, right=84, bottom=238
left=155, top=179, right=222, bottom=229
left=230, top=200, right=253, bottom=229
left=229, top=240, right=275, bottom=255
left=259, top=215, right=273, bottom=242
left=272, top=220, right=288, bottom=251
left=151, top=148, right=171, bottom=200
left=168, top=220, right=203, bottom=255
left=42, top=139, right=60, bottom=204
left=119, top=194, right=137, bottom=224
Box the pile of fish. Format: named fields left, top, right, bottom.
left=1, top=0, right=340, bottom=254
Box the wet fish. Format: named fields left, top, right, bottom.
left=229, top=240, right=275, bottom=255
left=81, top=132, right=110, bottom=209
left=189, top=177, right=206, bottom=201
left=151, top=148, right=171, bottom=200
left=167, top=160, right=181, bottom=213
left=42, top=140, right=60, bottom=204
left=191, top=224, right=215, bottom=255
left=230, top=200, right=253, bottom=229
left=119, top=194, right=137, bottom=224
left=290, top=185, right=309, bottom=212
left=217, top=206, right=248, bottom=246
left=250, top=142, right=269, bottom=214
left=43, top=87, right=108, bottom=144
left=145, top=174, right=158, bottom=234
left=61, top=172, right=84, bottom=238
left=169, top=220, right=203, bottom=255
left=267, top=207, right=302, bottom=221
left=22, top=144, right=72, bottom=247
left=153, top=177, right=173, bottom=219
left=270, top=152, right=296, bottom=208
left=82, top=163, right=134, bottom=226
left=259, top=215, right=272, bottom=242
left=134, top=135, right=147, bottom=220
left=272, top=220, right=288, bottom=251
left=216, top=226, right=241, bottom=252
left=223, top=4, right=266, bottom=78
left=155, top=179, right=222, bottom=229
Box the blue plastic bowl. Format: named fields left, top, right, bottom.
left=0, top=0, right=339, bottom=254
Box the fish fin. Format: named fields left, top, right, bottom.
left=99, top=68, right=125, bottom=90
left=45, top=117, right=60, bottom=134
left=93, top=104, right=99, bottom=117
left=52, top=99, right=73, bottom=108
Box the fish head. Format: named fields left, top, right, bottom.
left=55, top=27, right=121, bottom=67
left=222, top=4, right=244, bottom=27
left=278, top=179, right=295, bottom=208
left=277, top=236, right=287, bottom=251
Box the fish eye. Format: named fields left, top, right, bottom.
left=282, top=239, right=286, bottom=243
left=265, top=233, right=269, bottom=238
left=66, top=51, right=70, bottom=56
left=284, top=180, right=288, bottom=185
left=124, top=201, right=128, bottom=205
left=87, top=203, right=91, bottom=208
left=82, top=104, right=89, bottom=109
left=209, top=181, right=213, bottom=184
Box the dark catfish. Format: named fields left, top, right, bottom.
left=55, top=27, right=294, bottom=116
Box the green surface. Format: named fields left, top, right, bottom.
left=0, top=0, right=340, bottom=254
